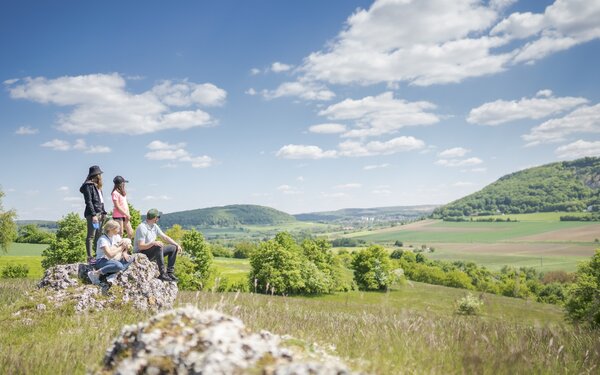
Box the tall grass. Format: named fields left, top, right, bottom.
left=1, top=279, right=598, bottom=374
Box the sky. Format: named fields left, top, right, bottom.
left=1, top=0, right=599, bottom=221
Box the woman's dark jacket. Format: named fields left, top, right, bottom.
left=79, top=181, right=106, bottom=217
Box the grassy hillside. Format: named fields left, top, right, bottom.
left=158, top=204, right=296, bottom=228
left=433, top=157, right=600, bottom=218
left=1, top=279, right=598, bottom=374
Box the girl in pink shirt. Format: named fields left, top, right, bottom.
left=111, top=175, right=134, bottom=238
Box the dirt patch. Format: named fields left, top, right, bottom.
left=514, top=223, right=600, bottom=242
left=433, top=242, right=597, bottom=257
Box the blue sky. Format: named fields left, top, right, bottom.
left=1, top=0, right=599, bottom=220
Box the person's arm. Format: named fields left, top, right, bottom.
left=101, top=243, right=123, bottom=259
left=136, top=237, right=162, bottom=251
left=160, top=233, right=182, bottom=252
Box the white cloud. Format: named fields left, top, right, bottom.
left=5, top=73, right=226, bottom=134
left=271, top=62, right=293, bottom=73
left=263, top=80, right=335, bottom=101
left=276, top=144, right=337, bottom=159
left=371, top=189, right=392, bottom=196
left=57, top=186, right=69, bottom=192
left=250, top=68, right=261, bottom=75
left=439, top=147, right=470, bottom=158
left=467, top=90, right=588, bottom=125
left=143, top=195, right=172, bottom=201
left=284, top=0, right=600, bottom=87
left=555, top=140, right=600, bottom=159
left=334, top=183, right=362, bottom=189
left=363, top=163, right=390, bottom=170
left=436, top=157, right=483, bottom=167
left=308, top=123, right=347, bottom=134
left=245, top=88, right=257, bottom=96
left=41, top=139, right=70, bottom=151
left=319, top=92, right=439, bottom=138
left=63, top=196, right=80, bottom=202
left=277, top=185, right=303, bottom=195
left=145, top=141, right=215, bottom=168
left=297, top=176, right=305, bottom=182
left=338, top=136, right=425, bottom=157
left=321, top=192, right=349, bottom=199
left=15, top=126, right=38, bottom=135
left=522, top=103, right=600, bottom=146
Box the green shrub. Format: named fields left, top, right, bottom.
left=351, top=245, right=394, bottom=291
left=173, top=254, right=204, bottom=290
left=390, top=249, right=404, bottom=259
left=1, top=264, right=29, bottom=278
left=181, top=229, right=214, bottom=288
left=456, top=293, right=483, bottom=315
left=16, top=224, right=55, bottom=244
left=41, top=213, right=86, bottom=269
left=233, top=241, right=256, bottom=259
left=211, top=243, right=233, bottom=258
left=565, top=250, right=600, bottom=328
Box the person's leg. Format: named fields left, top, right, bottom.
left=114, top=218, right=124, bottom=236
left=124, top=218, right=134, bottom=239
left=142, top=245, right=167, bottom=275
left=98, top=259, right=125, bottom=275
left=162, top=245, right=178, bottom=276
left=85, top=215, right=96, bottom=261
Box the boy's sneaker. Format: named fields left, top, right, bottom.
left=158, top=273, right=173, bottom=282
left=106, top=273, right=118, bottom=283
left=167, top=273, right=179, bottom=282
left=88, top=270, right=101, bottom=285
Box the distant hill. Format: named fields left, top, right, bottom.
left=157, top=204, right=296, bottom=228
left=433, top=157, right=600, bottom=218
left=15, top=220, right=57, bottom=230
left=295, top=205, right=439, bottom=223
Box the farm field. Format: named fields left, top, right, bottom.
left=343, top=217, right=599, bottom=272
left=2, top=278, right=598, bottom=374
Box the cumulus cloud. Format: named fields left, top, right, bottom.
left=271, top=62, right=293, bottom=73
left=555, top=140, right=600, bottom=159
left=334, top=183, right=362, bottom=189
left=278, top=0, right=600, bottom=88
left=250, top=68, right=261, bottom=75
left=145, top=141, right=215, bottom=168
left=277, top=185, right=303, bottom=195
left=41, top=138, right=110, bottom=153
left=15, top=126, right=38, bottom=135
left=308, top=123, right=347, bottom=134
left=522, top=103, right=600, bottom=146
left=467, top=90, right=588, bottom=125
left=5, top=73, right=226, bottom=134
left=338, top=136, right=425, bottom=157
left=439, top=147, right=470, bottom=158
left=319, top=92, right=439, bottom=138
left=363, top=163, right=390, bottom=170
left=245, top=88, right=257, bottom=96
left=276, top=144, right=337, bottom=159
left=262, top=80, right=335, bottom=101
left=436, top=157, right=483, bottom=167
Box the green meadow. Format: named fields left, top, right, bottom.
left=1, top=279, right=598, bottom=374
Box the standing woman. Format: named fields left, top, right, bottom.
left=111, top=175, right=134, bottom=238
left=80, top=165, right=107, bottom=264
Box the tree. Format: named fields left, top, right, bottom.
left=565, top=250, right=600, bottom=328
left=0, top=189, right=17, bottom=253
left=16, top=224, right=55, bottom=244
left=164, top=224, right=186, bottom=243
left=128, top=203, right=142, bottom=232
left=41, top=213, right=86, bottom=269
left=351, top=245, right=394, bottom=291
left=181, top=229, right=214, bottom=287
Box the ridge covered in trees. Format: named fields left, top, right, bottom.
left=433, top=157, right=600, bottom=218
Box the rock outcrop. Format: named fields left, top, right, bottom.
left=38, top=254, right=178, bottom=312
left=98, top=306, right=357, bottom=374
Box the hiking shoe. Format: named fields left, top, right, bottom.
left=158, top=274, right=173, bottom=282
left=88, top=270, right=101, bottom=285
left=88, top=257, right=96, bottom=265
left=106, top=273, right=118, bottom=283
left=167, top=273, right=179, bottom=282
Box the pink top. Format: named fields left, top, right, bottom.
left=112, top=190, right=129, bottom=218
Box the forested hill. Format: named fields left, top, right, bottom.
left=433, top=157, right=600, bottom=218
left=157, top=204, right=296, bottom=228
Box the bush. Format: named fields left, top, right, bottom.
left=233, top=241, right=256, bottom=259
left=16, top=224, right=55, bottom=244
left=456, top=293, right=483, bottom=315
left=41, top=213, right=86, bottom=269
left=181, top=229, right=214, bottom=288
left=351, top=245, right=394, bottom=291
left=542, top=270, right=575, bottom=284
left=0, top=189, right=17, bottom=253
left=390, top=249, right=404, bottom=259
left=211, top=243, right=233, bottom=258
left=565, top=250, right=600, bottom=328
left=173, top=254, right=204, bottom=290
left=1, top=264, right=29, bottom=278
